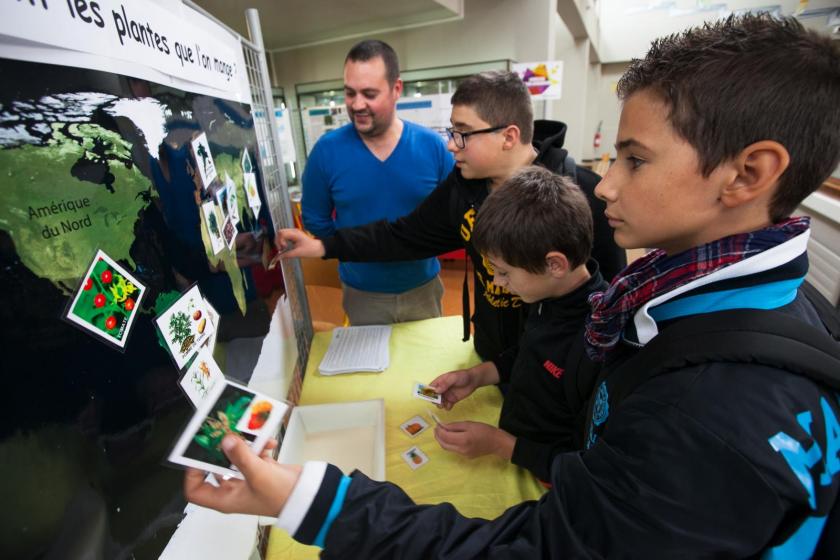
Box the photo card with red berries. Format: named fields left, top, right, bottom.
left=64, top=249, right=147, bottom=351
left=168, top=379, right=290, bottom=479
left=154, top=284, right=215, bottom=370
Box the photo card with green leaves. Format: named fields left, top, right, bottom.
left=168, top=379, right=290, bottom=479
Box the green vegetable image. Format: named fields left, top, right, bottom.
left=196, top=143, right=213, bottom=177
left=168, top=311, right=193, bottom=355
left=207, top=209, right=220, bottom=237
left=194, top=395, right=253, bottom=462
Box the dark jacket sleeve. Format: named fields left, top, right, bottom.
left=315, top=387, right=786, bottom=559
left=321, top=173, right=464, bottom=262
left=491, top=345, right=518, bottom=384
left=576, top=166, right=626, bottom=282
left=510, top=435, right=573, bottom=483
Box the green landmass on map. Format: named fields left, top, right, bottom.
left=0, top=123, right=149, bottom=287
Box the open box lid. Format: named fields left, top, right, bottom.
left=278, top=399, right=386, bottom=481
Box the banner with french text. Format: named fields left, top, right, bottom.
left=0, top=0, right=248, bottom=101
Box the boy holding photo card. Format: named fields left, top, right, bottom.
left=169, top=379, right=289, bottom=479
left=429, top=167, right=606, bottom=482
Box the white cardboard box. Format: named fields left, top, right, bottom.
left=278, top=399, right=386, bottom=481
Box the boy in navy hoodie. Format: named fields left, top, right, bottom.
left=185, top=14, right=840, bottom=558
left=429, top=166, right=606, bottom=482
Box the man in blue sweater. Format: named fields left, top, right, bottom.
left=301, top=39, right=453, bottom=325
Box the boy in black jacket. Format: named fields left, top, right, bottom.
left=276, top=71, right=625, bottom=361
left=186, top=14, right=840, bottom=558
left=429, top=166, right=606, bottom=482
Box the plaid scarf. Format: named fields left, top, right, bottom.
left=584, top=217, right=811, bottom=361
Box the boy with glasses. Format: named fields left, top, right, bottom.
left=278, top=71, right=625, bottom=361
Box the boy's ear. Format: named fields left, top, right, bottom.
left=501, top=124, right=521, bottom=150
left=545, top=251, right=570, bottom=277
left=720, top=140, right=790, bottom=208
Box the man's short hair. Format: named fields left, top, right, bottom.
left=345, top=40, right=400, bottom=86
left=473, top=166, right=593, bottom=272
left=617, top=13, right=840, bottom=222
left=451, top=71, right=534, bottom=144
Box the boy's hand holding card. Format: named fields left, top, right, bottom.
left=169, top=380, right=290, bottom=479
left=412, top=382, right=442, bottom=405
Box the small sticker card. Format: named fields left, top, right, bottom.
left=168, top=380, right=289, bottom=479
left=64, top=249, right=146, bottom=350
left=223, top=173, right=241, bottom=228
left=201, top=200, right=225, bottom=255
left=400, top=415, right=429, bottom=438
left=191, top=132, right=217, bottom=190
left=412, top=382, right=442, bottom=405
left=243, top=172, right=261, bottom=216
left=216, top=184, right=236, bottom=250
left=179, top=347, right=225, bottom=407
left=401, top=446, right=429, bottom=470
left=241, top=148, right=253, bottom=174
left=155, top=285, right=214, bottom=370
left=201, top=297, right=220, bottom=353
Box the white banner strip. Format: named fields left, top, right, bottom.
left=0, top=0, right=249, bottom=101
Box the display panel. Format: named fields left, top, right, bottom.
left=0, top=56, right=284, bottom=559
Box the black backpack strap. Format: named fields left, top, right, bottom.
left=608, top=308, right=840, bottom=408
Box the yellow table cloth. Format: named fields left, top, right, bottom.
left=267, top=316, right=547, bottom=559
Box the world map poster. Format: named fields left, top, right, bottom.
left=0, top=56, right=278, bottom=558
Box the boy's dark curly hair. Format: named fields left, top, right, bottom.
left=618, top=13, right=840, bottom=221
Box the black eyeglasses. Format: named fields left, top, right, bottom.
left=445, top=125, right=506, bottom=149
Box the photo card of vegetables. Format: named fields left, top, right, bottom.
left=64, top=249, right=147, bottom=350
left=154, top=284, right=215, bottom=370
left=179, top=347, right=225, bottom=407
left=168, top=380, right=290, bottom=479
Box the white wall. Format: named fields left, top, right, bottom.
left=544, top=11, right=591, bottom=159
left=591, top=61, right=627, bottom=159
left=600, top=0, right=839, bottom=63
left=270, top=0, right=554, bottom=99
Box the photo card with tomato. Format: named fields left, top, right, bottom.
left=399, top=415, right=430, bottom=438
left=154, top=284, right=214, bottom=370
left=179, top=347, right=225, bottom=407
left=168, top=379, right=290, bottom=479
left=64, top=249, right=146, bottom=351
left=401, top=446, right=429, bottom=470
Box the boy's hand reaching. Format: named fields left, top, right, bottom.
left=184, top=435, right=302, bottom=517
left=434, top=421, right=515, bottom=460
left=428, top=362, right=500, bottom=411
left=274, top=228, right=326, bottom=259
